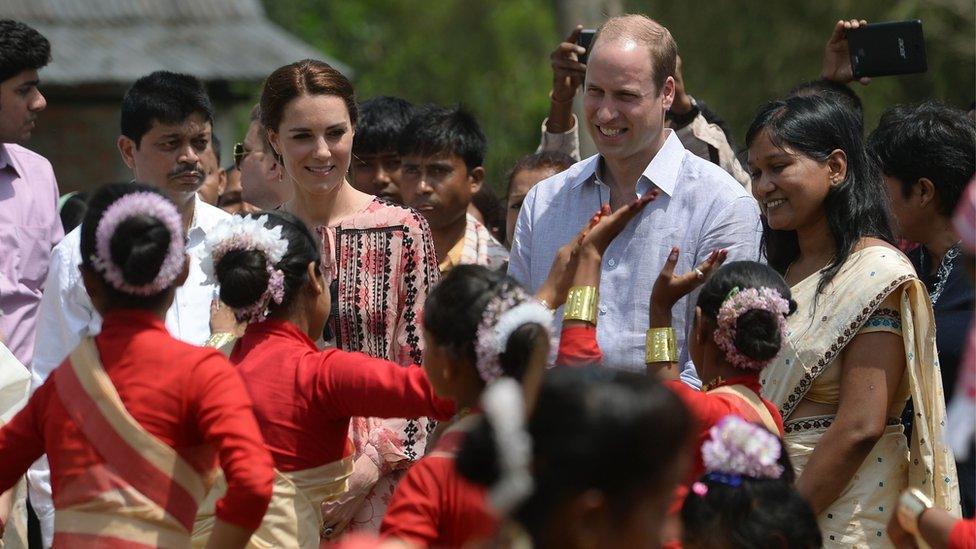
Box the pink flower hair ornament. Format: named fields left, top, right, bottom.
left=200, top=215, right=290, bottom=323
left=701, top=415, right=784, bottom=481
left=91, top=191, right=185, bottom=296
left=712, top=286, right=790, bottom=371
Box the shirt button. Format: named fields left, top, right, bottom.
left=607, top=258, right=616, bottom=268
left=599, top=305, right=607, bottom=315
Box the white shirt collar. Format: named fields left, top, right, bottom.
left=573, top=130, right=685, bottom=196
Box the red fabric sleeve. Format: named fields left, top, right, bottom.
left=314, top=349, right=455, bottom=422
left=666, top=380, right=722, bottom=425
left=556, top=325, right=604, bottom=367
left=0, top=383, right=48, bottom=492
left=188, top=353, right=274, bottom=531
left=379, top=457, right=443, bottom=544
left=950, top=518, right=976, bottom=549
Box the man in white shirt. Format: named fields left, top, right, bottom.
left=28, top=71, right=230, bottom=546
left=509, top=15, right=761, bottom=382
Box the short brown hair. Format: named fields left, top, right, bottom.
left=259, top=59, right=357, bottom=133
left=593, top=14, right=677, bottom=91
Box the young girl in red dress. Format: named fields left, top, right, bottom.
left=555, top=246, right=792, bottom=545
left=379, top=196, right=658, bottom=548
left=196, top=210, right=457, bottom=548
left=0, top=183, right=274, bottom=548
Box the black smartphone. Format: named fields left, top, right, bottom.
left=576, top=29, right=596, bottom=64
left=847, top=20, right=927, bottom=79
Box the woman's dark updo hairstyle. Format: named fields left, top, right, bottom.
left=80, top=182, right=178, bottom=309
left=424, top=264, right=547, bottom=385
left=696, top=261, right=796, bottom=364
left=214, top=211, right=320, bottom=315
left=458, top=367, right=693, bottom=543
left=746, top=94, right=894, bottom=295
left=681, top=439, right=822, bottom=548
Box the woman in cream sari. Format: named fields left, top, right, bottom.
left=747, top=95, right=959, bottom=547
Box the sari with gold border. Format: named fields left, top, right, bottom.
left=760, top=246, right=960, bottom=547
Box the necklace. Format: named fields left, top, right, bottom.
left=926, top=243, right=961, bottom=305
left=701, top=375, right=726, bottom=393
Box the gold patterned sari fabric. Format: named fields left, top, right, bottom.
left=760, top=247, right=960, bottom=547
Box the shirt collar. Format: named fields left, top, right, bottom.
left=0, top=144, right=20, bottom=177
left=572, top=130, right=685, bottom=196
left=186, top=194, right=230, bottom=248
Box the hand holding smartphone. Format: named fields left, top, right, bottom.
left=576, top=29, right=596, bottom=64
left=847, top=20, right=927, bottom=79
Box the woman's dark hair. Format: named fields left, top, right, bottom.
left=260, top=59, right=357, bottom=134
left=79, top=183, right=178, bottom=309
left=424, top=264, right=545, bottom=384
left=681, top=438, right=822, bottom=548
left=458, top=367, right=693, bottom=544
left=470, top=186, right=506, bottom=242
left=214, top=211, right=321, bottom=315
left=696, top=261, right=796, bottom=364
left=746, top=94, right=894, bottom=294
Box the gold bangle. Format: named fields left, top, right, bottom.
left=205, top=332, right=237, bottom=350
left=645, top=327, right=677, bottom=364
left=563, top=286, right=599, bottom=324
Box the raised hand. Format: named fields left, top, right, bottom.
left=821, top=19, right=871, bottom=85
left=650, top=247, right=728, bottom=327
left=551, top=25, right=587, bottom=103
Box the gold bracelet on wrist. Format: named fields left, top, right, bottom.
left=563, top=286, right=599, bottom=324
left=645, top=327, right=677, bottom=364
left=205, top=332, right=238, bottom=350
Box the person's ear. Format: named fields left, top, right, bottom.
left=217, top=168, right=228, bottom=196
left=267, top=128, right=282, bottom=160
left=660, top=75, right=676, bottom=110
left=469, top=166, right=485, bottom=194
left=915, top=177, right=937, bottom=209
left=118, top=135, right=137, bottom=171
left=306, top=261, right=324, bottom=296
left=694, top=306, right=706, bottom=344
left=826, top=149, right=848, bottom=186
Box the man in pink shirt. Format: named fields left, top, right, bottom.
left=0, top=19, right=63, bottom=368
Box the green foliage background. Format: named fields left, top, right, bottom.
left=261, top=0, right=974, bottom=191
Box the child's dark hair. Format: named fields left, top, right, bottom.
left=397, top=104, right=487, bottom=170
left=458, top=367, right=693, bottom=543
left=354, top=96, right=416, bottom=156
left=121, top=71, right=214, bottom=146
left=681, top=439, right=821, bottom=548
left=424, top=265, right=545, bottom=384
left=505, top=151, right=575, bottom=199
left=80, top=183, right=179, bottom=309
left=696, top=261, right=796, bottom=364
left=214, top=211, right=321, bottom=315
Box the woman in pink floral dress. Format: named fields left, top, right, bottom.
left=259, top=58, right=439, bottom=535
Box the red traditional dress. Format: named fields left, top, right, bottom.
left=317, top=198, right=440, bottom=531
left=380, top=414, right=497, bottom=547
left=0, top=310, right=273, bottom=548
left=220, top=319, right=455, bottom=547
left=557, top=325, right=784, bottom=510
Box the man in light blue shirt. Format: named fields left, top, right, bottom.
left=508, top=15, right=761, bottom=383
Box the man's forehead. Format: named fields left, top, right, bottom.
left=1, top=69, right=40, bottom=88
left=587, top=39, right=655, bottom=84
left=146, top=114, right=212, bottom=137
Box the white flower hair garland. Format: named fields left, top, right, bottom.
left=201, top=214, right=290, bottom=322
